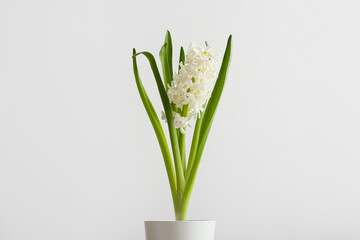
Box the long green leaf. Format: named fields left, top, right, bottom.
left=132, top=48, right=177, bottom=208
left=165, top=30, right=173, bottom=81
left=179, top=46, right=185, bottom=68
left=161, top=32, right=178, bottom=115
left=159, top=31, right=173, bottom=91
left=159, top=43, right=172, bottom=91
left=132, top=51, right=185, bottom=193
left=199, top=35, right=232, bottom=142
left=185, top=112, right=203, bottom=181
left=181, top=35, right=232, bottom=213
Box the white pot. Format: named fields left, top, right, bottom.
left=144, top=220, right=216, bottom=240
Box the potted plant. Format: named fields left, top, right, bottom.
left=132, top=31, right=232, bottom=240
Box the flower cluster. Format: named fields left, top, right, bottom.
left=163, top=43, right=219, bottom=133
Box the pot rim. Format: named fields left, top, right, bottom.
left=144, top=220, right=215, bottom=223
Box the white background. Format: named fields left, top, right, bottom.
left=1, top=0, right=360, bottom=239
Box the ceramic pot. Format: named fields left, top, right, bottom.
left=144, top=220, right=216, bottom=240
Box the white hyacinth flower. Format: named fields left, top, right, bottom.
left=165, top=42, right=220, bottom=132
left=161, top=111, right=167, bottom=123
left=173, top=112, right=189, bottom=134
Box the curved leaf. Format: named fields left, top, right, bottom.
left=182, top=35, right=232, bottom=213
left=132, top=48, right=177, bottom=206
left=133, top=51, right=185, bottom=192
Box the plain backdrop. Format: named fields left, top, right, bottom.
left=1, top=0, right=360, bottom=239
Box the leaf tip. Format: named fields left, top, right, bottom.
left=165, top=30, right=172, bottom=44
left=159, top=42, right=167, bottom=55
left=132, top=50, right=141, bottom=58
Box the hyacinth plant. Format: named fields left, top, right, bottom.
left=132, top=31, right=232, bottom=221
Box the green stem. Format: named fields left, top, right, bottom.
left=181, top=137, right=207, bottom=219
left=175, top=201, right=187, bottom=221
left=175, top=191, right=188, bottom=221
left=185, top=113, right=203, bottom=181
left=179, top=135, right=186, bottom=174
left=179, top=104, right=189, bottom=174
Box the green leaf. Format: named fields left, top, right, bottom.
left=159, top=31, right=174, bottom=91
left=161, top=32, right=178, bottom=114
left=165, top=30, right=173, bottom=79
left=181, top=35, right=232, bottom=214
left=159, top=43, right=172, bottom=91
left=132, top=48, right=177, bottom=207
left=199, top=35, right=232, bottom=145
left=132, top=50, right=185, bottom=192
left=185, top=112, right=203, bottom=181
left=179, top=46, right=185, bottom=68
